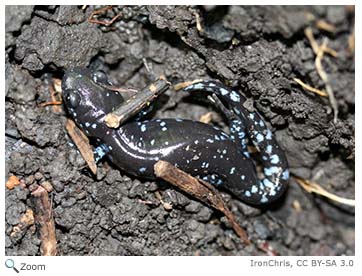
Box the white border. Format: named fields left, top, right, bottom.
left=1, top=1, right=358, bottom=276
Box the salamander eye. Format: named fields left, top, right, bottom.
left=92, top=70, right=110, bottom=85
left=68, top=92, right=81, bottom=108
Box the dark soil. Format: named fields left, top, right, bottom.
left=5, top=5, right=354, bottom=256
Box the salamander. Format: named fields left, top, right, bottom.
left=62, top=67, right=289, bottom=206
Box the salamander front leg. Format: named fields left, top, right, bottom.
left=94, top=144, right=111, bottom=163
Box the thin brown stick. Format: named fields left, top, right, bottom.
left=173, top=79, right=203, bottom=91
left=304, top=27, right=338, bottom=57
left=315, top=39, right=339, bottom=123
left=194, top=12, right=203, bottom=33
left=65, top=119, right=97, bottom=174
left=88, top=6, right=122, bottom=26
left=293, top=78, right=328, bottom=97
left=39, top=101, right=63, bottom=107
left=47, top=79, right=63, bottom=113
left=31, top=186, right=57, bottom=256
left=348, top=27, right=355, bottom=54
left=154, top=160, right=250, bottom=244
left=316, top=20, right=336, bottom=33
left=304, top=27, right=319, bottom=54
left=294, top=176, right=355, bottom=207
left=199, top=112, right=213, bottom=124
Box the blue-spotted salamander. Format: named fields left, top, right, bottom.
left=62, top=68, right=289, bottom=206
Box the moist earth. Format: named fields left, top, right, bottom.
left=5, top=5, right=355, bottom=255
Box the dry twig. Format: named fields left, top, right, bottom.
left=316, top=20, right=336, bottom=33
left=65, top=119, right=97, bottom=174
left=31, top=186, right=57, bottom=256
left=293, top=78, right=328, bottom=97
left=315, top=39, right=339, bottom=123
left=173, top=79, right=203, bottom=91
left=10, top=209, right=34, bottom=237
left=294, top=176, right=355, bottom=207
left=199, top=112, right=213, bottom=124
left=88, top=6, right=122, bottom=26
left=154, top=160, right=250, bottom=244
left=304, top=27, right=339, bottom=123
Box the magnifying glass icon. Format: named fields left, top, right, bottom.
left=5, top=259, right=19, bottom=273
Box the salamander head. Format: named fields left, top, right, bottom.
left=62, top=67, right=123, bottom=137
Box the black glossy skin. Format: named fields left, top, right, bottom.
left=62, top=68, right=289, bottom=206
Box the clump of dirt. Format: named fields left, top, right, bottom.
left=5, top=5, right=354, bottom=256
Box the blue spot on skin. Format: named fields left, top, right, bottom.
left=264, top=166, right=280, bottom=176
left=139, top=167, right=146, bottom=173
left=251, top=185, right=258, bottom=193
left=141, top=124, right=147, bottom=132
left=230, top=91, right=240, bottom=102
left=256, top=133, right=264, bottom=143
left=282, top=169, right=290, bottom=180
left=266, top=145, right=273, bottom=154
left=245, top=191, right=251, bottom=197
left=260, top=195, right=269, bottom=203
left=270, top=154, right=280, bottom=164
left=266, top=129, right=272, bottom=140
left=238, top=132, right=245, bottom=139
left=220, top=88, right=229, bottom=95
left=192, top=83, right=204, bottom=90
left=262, top=178, right=274, bottom=188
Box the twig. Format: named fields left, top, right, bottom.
left=304, top=27, right=338, bottom=57
left=10, top=209, right=34, bottom=237
left=154, top=160, right=250, bottom=245
left=304, top=27, right=319, bottom=54
left=173, top=79, right=203, bottom=91
left=315, top=39, right=339, bottom=123
left=88, top=6, right=122, bottom=26
left=194, top=12, right=203, bottom=33
left=294, top=176, right=355, bottom=207
left=42, top=79, right=63, bottom=113
left=348, top=27, right=355, bottom=54
left=39, top=101, right=62, bottom=107
left=316, top=20, right=336, bottom=33
left=199, top=112, right=213, bottom=124
left=104, top=78, right=170, bottom=128
left=65, top=119, right=97, bottom=174
left=31, top=186, right=57, bottom=256
left=293, top=78, right=328, bottom=97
